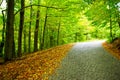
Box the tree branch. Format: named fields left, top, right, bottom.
left=14, top=4, right=65, bottom=16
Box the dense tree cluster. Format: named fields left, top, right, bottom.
left=0, top=0, right=119, bottom=61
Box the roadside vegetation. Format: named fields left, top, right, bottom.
left=103, top=38, right=120, bottom=59
left=0, top=0, right=120, bottom=79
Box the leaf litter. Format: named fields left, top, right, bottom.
left=0, top=43, right=74, bottom=80
left=103, top=39, right=120, bottom=59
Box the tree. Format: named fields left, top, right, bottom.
left=18, top=0, right=25, bottom=57
left=4, top=0, right=15, bottom=60
left=28, top=0, right=33, bottom=52
left=85, top=0, right=120, bottom=41
left=23, top=25, right=27, bottom=53
left=34, top=0, right=41, bottom=52
left=0, top=10, right=6, bottom=57
left=57, top=18, right=61, bottom=45
left=40, top=7, right=48, bottom=50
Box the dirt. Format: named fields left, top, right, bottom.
left=102, top=38, right=120, bottom=59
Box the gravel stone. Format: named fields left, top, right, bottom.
left=49, top=41, right=120, bottom=80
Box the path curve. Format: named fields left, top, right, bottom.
left=49, top=41, right=120, bottom=80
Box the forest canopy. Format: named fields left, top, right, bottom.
left=0, top=0, right=120, bottom=60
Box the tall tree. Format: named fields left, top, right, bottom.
left=85, top=0, right=120, bottom=40
left=109, top=5, right=113, bottom=41
left=34, top=0, right=41, bottom=52
left=4, top=0, right=15, bottom=60
left=18, top=0, right=25, bottom=57
left=57, top=17, right=61, bottom=45
left=28, top=0, right=33, bottom=52
left=40, top=7, right=48, bottom=50
left=0, top=10, right=6, bottom=57
left=24, top=25, right=27, bottom=53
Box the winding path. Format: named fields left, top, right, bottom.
left=49, top=41, right=120, bottom=80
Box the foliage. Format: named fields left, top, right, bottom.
left=85, top=0, right=120, bottom=41
left=0, top=0, right=119, bottom=59
left=103, top=39, right=120, bottom=59
left=0, top=0, right=119, bottom=80
left=0, top=44, right=74, bottom=79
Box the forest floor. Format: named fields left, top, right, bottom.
left=0, top=39, right=120, bottom=80
left=103, top=38, right=120, bottom=59
left=0, top=44, right=74, bottom=80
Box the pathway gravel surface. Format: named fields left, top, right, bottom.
left=49, top=41, right=120, bottom=80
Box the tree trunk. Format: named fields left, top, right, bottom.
left=50, top=34, right=54, bottom=47
left=34, top=0, right=40, bottom=52
left=117, top=13, right=120, bottom=28
left=39, top=24, right=42, bottom=49
left=18, top=0, right=25, bottom=57
left=4, top=0, right=15, bottom=60
left=34, top=10, right=40, bottom=51
left=0, top=10, right=6, bottom=57
left=75, top=33, right=77, bottom=42
left=24, top=26, right=27, bottom=53
left=2, top=10, right=6, bottom=42
left=57, top=20, right=61, bottom=45
left=28, top=0, right=32, bottom=52
left=41, top=8, right=48, bottom=50
left=110, top=14, right=113, bottom=40
left=108, top=1, right=113, bottom=41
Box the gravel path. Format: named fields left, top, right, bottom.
left=49, top=41, right=120, bottom=80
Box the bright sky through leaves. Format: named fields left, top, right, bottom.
left=0, top=0, right=6, bottom=9
left=117, top=2, right=120, bottom=11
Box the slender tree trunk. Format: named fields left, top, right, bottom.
left=46, top=28, right=50, bottom=48
left=117, top=13, right=120, bottom=28
left=50, top=30, right=54, bottom=47
left=34, top=10, right=40, bottom=51
left=95, top=30, right=98, bottom=38
left=75, top=33, right=77, bottom=42
left=28, top=0, right=32, bottom=52
left=39, top=24, right=42, bottom=49
left=18, top=0, right=25, bottom=57
left=5, top=0, right=15, bottom=60
left=2, top=10, right=6, bottom=42
left=41, top=8, right=48, bottom=50
left=57, top=20, right=61, bottom=45
left=118, top=20, right=120, bottom=28
left=110, top=14, right=113, bottom=40
left=0, top=10, right=6, bottom=56
left=34, top=0, right=40, bottom=52
left=108, top=3, right=113, bottom=41
left=24, top=26, right=27, bottom=52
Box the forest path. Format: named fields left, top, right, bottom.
left=49, top=41, right=120, bottom=80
